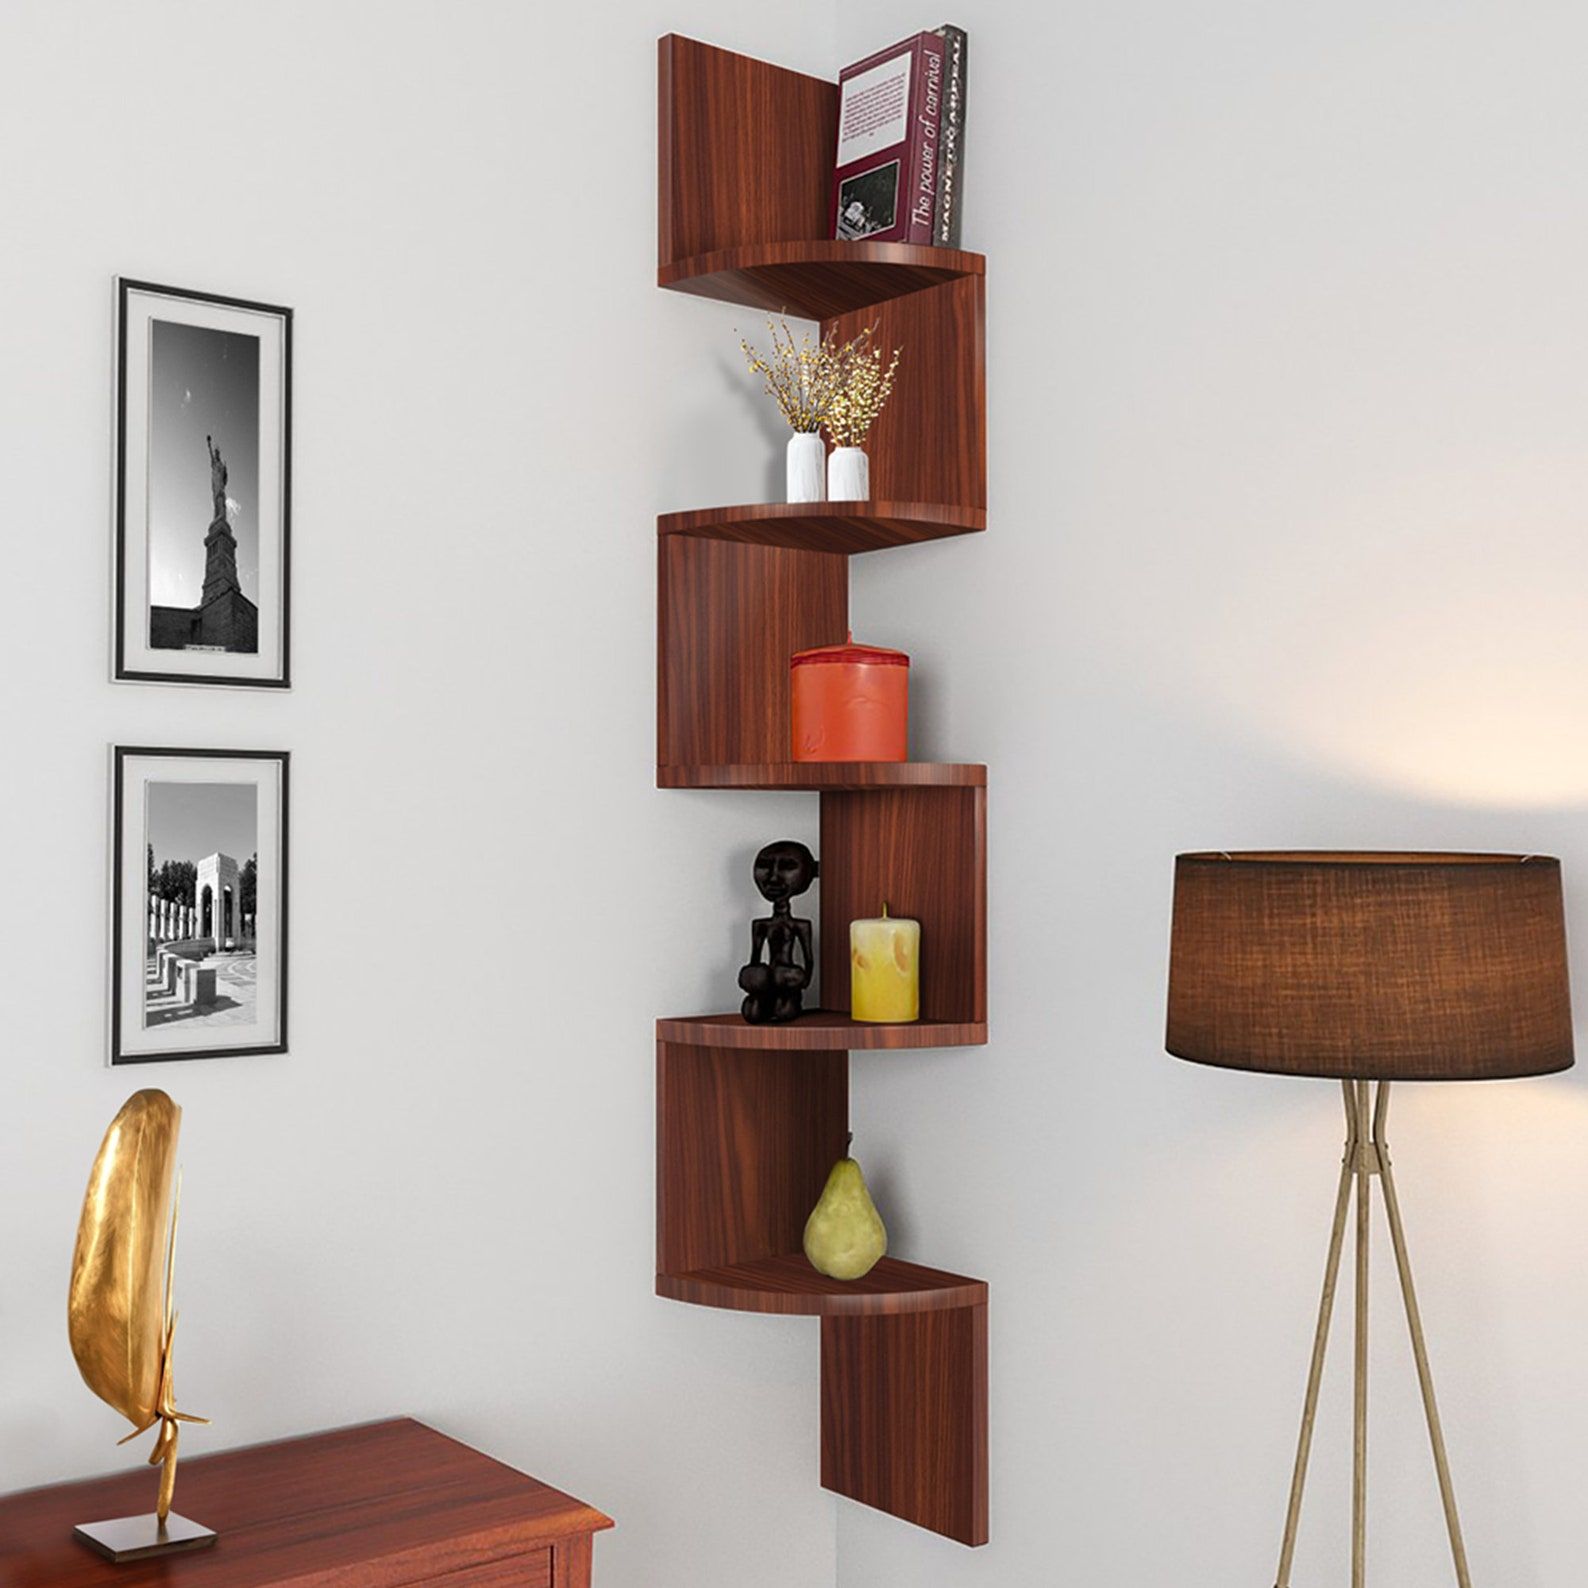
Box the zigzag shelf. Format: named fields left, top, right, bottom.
left=654, top=32, right=991, bottom=1548
left=659, top=501, right=985, bottom=555
left=658, top=1011, right=987, bottom=1051
left=657, top=1254, right=987, bottom=1316
left=659, top=239, right=984, bottom=319
left=656, top=762, right=985, bottom=791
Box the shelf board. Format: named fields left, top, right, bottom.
left=659, top=502, right=985, bottom=555
left=659, top=240, right=985, bottom=319
left=657, top=1253, right=988, bottom=1316
left=657, top=1010, right=988, bottom=1050
left=657, top=761, right=985, bottom=791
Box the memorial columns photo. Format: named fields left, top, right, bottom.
left=112, top=749, right=287, bottom=1065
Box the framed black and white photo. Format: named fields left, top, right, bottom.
left=114, top=279, right=292, bottom=688
left=111, top=747, right=289, bottom=1064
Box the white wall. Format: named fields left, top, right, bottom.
left=6, top=4, right=1587, bottom=1587
left=840, top=1, right=1588, bottom=1584
left=0, top=5, right=831, bottom=1587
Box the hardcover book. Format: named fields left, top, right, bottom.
left=933, top=24, right=968, bottom=247
left=830, top=30, right=946, bottom=245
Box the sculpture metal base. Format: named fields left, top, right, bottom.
left=73, top=1512, right=217, bottom=1562
left=1274, top=1080, right=1472, bottom=1588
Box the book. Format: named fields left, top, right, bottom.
left=830, top=30, right=946, bottom=246
left=933, top=24, right=967, bottom=247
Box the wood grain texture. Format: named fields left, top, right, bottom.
left=656, top=1040, right=848, bottom=1276
left=825, top=275, right=987, bottom=512
left=0, top=1420, right=612, bottom=1588
left=422, top=1557, right=551, bottom=1588
left=657, top=39, right=983, bottom=317
left=655, top=34, right=992, bottom=1548
left=657, top=762, right=985, bottom=791
left=659, top=35, right=834, bottom=266
left=821, top=1304, right=989, bottom=1546
left=821, top=786, right=988, bottom=1025
left=658, top=1253, right=987, bottom=1316
left=658, top=502, right=985, bottom=556
left=658, top=536, right=848, bottom=768
left=551, top=1533, right=594, bottom=1588
left=661, top=242, right=984, bottom=319
left=656, top=1012, right=987, bottom=1050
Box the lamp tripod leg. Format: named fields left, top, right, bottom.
left=1352, top=1080, right=1372, bottom=1588
left=1274, top=1082, right=1359, bottom=1588
left=1373, top=1085, right=1473, bottom=1588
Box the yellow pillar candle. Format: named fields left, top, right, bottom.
left=850, top=905, right=920, bottom=1023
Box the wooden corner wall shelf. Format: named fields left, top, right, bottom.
left=660, top=240, right=985, bottom=319
left=657, top=1253, right=987, bottom=1316
left=655, top=1037, right=989, bottom=1545
left=655, top=33, right=990, bottom=1549
left=659, top=502, right=985, bottom=556
left=656, top=762, right=985, bottom=791
left=657, top=1011, right=988, bottom=1051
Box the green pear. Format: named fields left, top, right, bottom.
left=803, top=1153, right=887, bottom=1280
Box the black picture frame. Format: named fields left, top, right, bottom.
left=114, top=278, right=293, bottom=689
left=110, top=746, right=290, bottom=1065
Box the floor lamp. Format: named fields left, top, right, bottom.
left=1166, top=851, right=1573, bottom=1588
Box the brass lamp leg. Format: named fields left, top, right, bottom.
left=1373, top=1086, right=1473, bottom=1588
left=1274, top=1082, right=1357, bottom=1588
left=1273, top=1080, right=1474, bottom=1588
left=1351, top=1080, right=1372, bottom=1588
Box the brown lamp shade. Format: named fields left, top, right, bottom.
left=1167, top=852, right=1574, bottom=1081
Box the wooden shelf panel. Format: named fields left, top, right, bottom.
left=827, top=275, right=985, bottom=510
left=657, top=1253, right=987, bottom=1316
left=658, top=537, right=847, bottom=768
left=823, top=1306, right=989, bottom=1545
left=656, top=762, right=985, bottom=791
left=659, top=36, right=836, bottom=268
left=822, top=786, right=988, bottom=1025
left=659, top=501, right=985, bottom=555
left=660, top=241, right=985, bottom=320
left=658, top=1041, right=846, bottom=1278
left=658, top=1011, right=987, bottom=1050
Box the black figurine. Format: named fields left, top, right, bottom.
left=738, top=840, right=819, bottom=1024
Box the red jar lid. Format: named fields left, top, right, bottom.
left=791, top=632, right=910, bottom=668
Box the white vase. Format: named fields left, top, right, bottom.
left=827, top=446, right=869, bottom=501
left=786, top=431, right=826, bottom=503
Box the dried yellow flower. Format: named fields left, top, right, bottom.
left=737, top=317, right=900, bottom=441
left=823, top=326, right=902, bottom=449
left=738, top=318, right=844, bottom=434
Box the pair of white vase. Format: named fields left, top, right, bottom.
left=787, top=432, right=868, bottom=503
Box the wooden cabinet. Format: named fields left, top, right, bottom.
left=0, top=1419, right=611, bottom=1587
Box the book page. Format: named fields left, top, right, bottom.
left=837, top=51, right=913, bottom=167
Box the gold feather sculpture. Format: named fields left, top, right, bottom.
left=67, top=1090, right=215, bottom=1560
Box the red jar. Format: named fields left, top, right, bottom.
left=791, top=633, right=909, bottom=762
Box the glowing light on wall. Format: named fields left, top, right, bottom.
left=1167, top=459, right=1588, bottom=808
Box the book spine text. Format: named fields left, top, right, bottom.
left=934, top=25, right=967, bottom=247
left=906, top=34, right=946, bottom=245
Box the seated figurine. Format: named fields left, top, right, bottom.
left=738, top=840, right=819, bottom=1024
